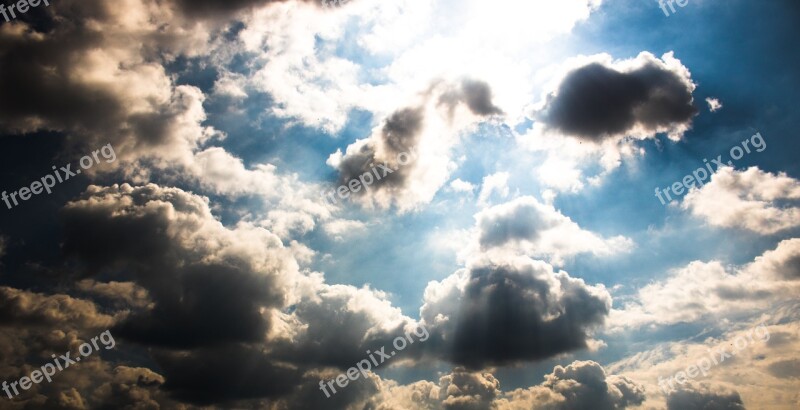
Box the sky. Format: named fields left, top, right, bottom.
left=0, top=0, right=798, bottom=409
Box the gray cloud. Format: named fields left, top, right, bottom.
left=330, top=79, right=501, bottom=207
left=667, top=384, right=746, bottom=410
left=420, top=258, right=611, bottom=368
left=438, top=79, right=504, bottom=117
left=767, top=358, right=800, bottom=379
left=538, top=54, right=697, bottom=141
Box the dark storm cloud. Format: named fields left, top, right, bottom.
left=538, top=56, right=697, bottom=141
left=271, top=370, right=384, bottom=410
left=169, top=0, right=320, bottom=18
left=0, top=0, right=221, bottom=169
left=53, top=183, right=414, bottom=405
left=60, top=184, right=287, bottom=350
left=154, top=345, right=303, bottom=405
left=114, top=264, right=276, bottom=348
left=420, top=259, right=611, bottom=369
left=667, top=384, right=746, bottom=410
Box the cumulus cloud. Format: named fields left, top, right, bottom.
left=419, top=256, right=612, bottom=368
left=497, top=361, right=645, bottom=410
left=611, top=238, right=800, bottom=329
left=474, top=196, right=633, bottom=265
left=536, top=52, right=697, bottom=142
left=0, top=0, right=218, bottom=168
left=666, top=383, right=745, bottom=410
left=326, top=79, right=502, bottom=211
left=681, top=166, right=800, bottom=235
left=362, top=361, right=644, bottom=410
left=608, top=319, right=800, bottom=409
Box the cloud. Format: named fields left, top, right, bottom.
left=419, top=256, right=611, bottom=368
left=477, top=172, right=510, bottom=206
left=497, top=361, right=645, bottom=410
left=681, top=166, right=800, bottom=235
left=75, top=280, right=151, bottom=309
left=766, top=359, right=800, bottom=379
left=449, top=179, right=476, bottom=194
left=474, top=196, right=633, bottom=265
left=611, top=238, right=800, bottom=329
left=0, top=0, right=218, bottom=168
left=362, top=361, right=644, bottom=410
left=59, top=183, right=301, bottom=349
left=706, top=97, right=723, bottom=112
left=536, top=52, right=697, bottom=142
left=326, top=79, right=502, bottom=211
left=666, top=383, right=745, bottom=410
left=168, top=0, right=318, bottom=18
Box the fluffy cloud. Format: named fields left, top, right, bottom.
left=0, top=0, right=217, bottom=168
left=360, top=361, right=644, bottom=410
left=607, top=318, right=800, bottom=409
left=666, top=383, right=745, bottom=410
left=326, top=79, right=502, bottom=211
left=474, top=196, right=633, bottom=265
left=681, top=166, right=800, bottom=235
left=611, top=238, right=800, bottom=329
left=496, top=361, right=645, bottom=410
left=0, top=286, right=179, bottom=408
left=706, top=97, right=723, bottom=112
left=536, top=52, right=697, bottom=142
left=518, top=52, right=698, bottom=193
left=419, top=256, right=612, bottom=368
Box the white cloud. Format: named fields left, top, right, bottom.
left=610, top=238, right=800, bottom=330
left=477, top=172, right=511, bottom=206
left=706, top=97, right=723, bottom=112
left=681, top=166, right=800, bottom=235
left=449, top=178, right=475, bottom=194
left=608, top=319, right=800, bottom=409
left=473, top=196, right=633, bottom=265
left=321, top=219, right=368, bottom=241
